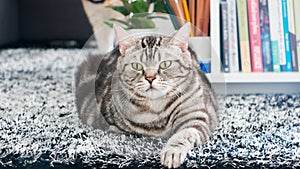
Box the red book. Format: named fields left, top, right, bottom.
left=248, top=0, right=263, bottom=72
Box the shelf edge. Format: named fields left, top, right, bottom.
left=206, top=72, right=300, bottom=83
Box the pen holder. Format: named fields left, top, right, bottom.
left=188, top=36, right=211, bottom=72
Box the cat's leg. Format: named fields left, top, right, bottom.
left=160, top=128, right=204, bottom=168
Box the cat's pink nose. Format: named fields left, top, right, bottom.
left=145, top=76, right=156, bottom=84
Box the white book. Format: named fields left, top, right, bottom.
left=287, top=0, right=296, bottom=36
left=227, top=0, right=240, bottom=72
left=268, top=0, right=281, bottom=72
left=277, top=0, right=287, bottom=70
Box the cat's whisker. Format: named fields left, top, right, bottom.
left=117, top=90, right=141, bottom=106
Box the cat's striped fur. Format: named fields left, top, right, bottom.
left=75, top=23, right=218, bottom=168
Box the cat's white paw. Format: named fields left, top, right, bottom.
left=160, top=146, right=188, bottom=168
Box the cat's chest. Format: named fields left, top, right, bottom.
left=146, top=99, right=168, bottom=113
left=130, top=98, right=169, bottom=123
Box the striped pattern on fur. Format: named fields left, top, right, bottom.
left=75, top=23, right=218, bottom=168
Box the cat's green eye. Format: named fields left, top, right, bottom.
left=159, top=61, right=172, bottom=69
left=131, top=63, right=143, bottom=71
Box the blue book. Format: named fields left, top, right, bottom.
left=282, top=0, right=292, bottom=72
left=259, top=0, right=273, bottom=72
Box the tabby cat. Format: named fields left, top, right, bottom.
left=76, top=23, right=218, bottom=168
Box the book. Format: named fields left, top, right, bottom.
left=248, top=0, right=263, bottom=72
left=237, top=0, right=251, bottom=73
left=220, top=1, right=230, bottom=72
left=294, top=0, right=300, bottom=71
left=277, top=0, right=287, bottom=71
left=259, top=0, right=273, bottom=72
left=227, top=0, right=240, bottom=72
left=287, top=0, right=298, bottom=71
left=268, top=0, right=281, bottom=72
left=282, top=0, right=293, bottom=72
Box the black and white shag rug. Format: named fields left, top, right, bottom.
left=0, top=48, right=300, bottom=169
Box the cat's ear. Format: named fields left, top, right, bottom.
left=114, top=24, right=135, bottom=56
left=169, top=22, right=190, bottom=52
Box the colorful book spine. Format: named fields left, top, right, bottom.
left=287, top=0, right=298, bottom=71
left=268, top=0, right=281, bottom=72
left=259, top=0, right=273, bottom=72
left=220, top=1, right=230, bottom=73
left=294, top=0, right=300, bottom=71
left=248, top=0, right=263, bottom=72
left=277, top=0, right=287, bottom=71
left=237, top=0, right=251, bottom=72
left=227, top=0, right=240, bottom=72
left=282, top=0, right=293, bottom=72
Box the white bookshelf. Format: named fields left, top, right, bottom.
left=207, top=72, right=300, bottom=83
left=208, top=0, right=300, bottom=94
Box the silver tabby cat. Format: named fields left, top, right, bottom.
left=76, top=23, right=218, bottom=168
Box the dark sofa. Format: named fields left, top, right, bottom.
left=0, top=0, right=93, bottom=47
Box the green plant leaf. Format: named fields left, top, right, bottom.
left=152, top=0, right=168, bottom=13
left=104, top=21, right=114, bottom=28
left=105, top=5, right=130, bottom=16
left=109, top=18, right=130, bottom=27
left=132, top=13, right=151, bottom=18
left=148, top=15, right=168, bottom=20
left=121, top=0, right=130, bottom=8
left=129, top=0, right=148, bottom=14
left=120, top=0, right=131, bottom=15
left=129, top=17, right=155, bottom=29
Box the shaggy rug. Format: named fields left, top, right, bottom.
left=0, top=48, right=299, bottom=168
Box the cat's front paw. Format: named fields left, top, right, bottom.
left=160, top=146, right=188, bottom=168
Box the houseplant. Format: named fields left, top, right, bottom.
left=104, top=0, right=168, bottom=29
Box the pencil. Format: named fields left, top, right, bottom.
left=165, top=0, right=181, bottom=30
left=195, top=0, right=205, bottom=36
left=203, top=0, right=210, bottom=36
left=189, top=0, right=196, bottom=35
left=169, top=0, right=186, bottom=26
left=182, top=0, right=194, bottom=36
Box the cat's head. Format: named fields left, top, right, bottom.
left=114, top=23, right=193, bottom=99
